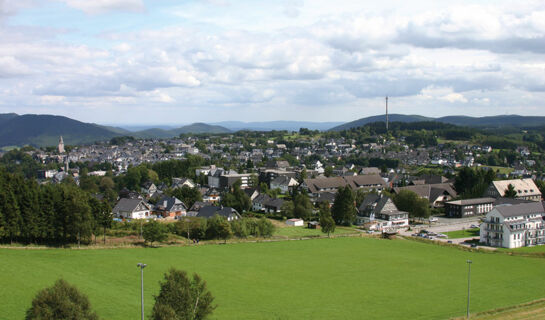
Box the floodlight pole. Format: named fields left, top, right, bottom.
left=466, top=260, right=472, bottom=318
left=137, top=263, right=147, bottom=320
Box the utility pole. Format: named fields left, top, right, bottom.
left=466, top=260, right=472, bottom=318
left=137, top=263, right=147, bottom=320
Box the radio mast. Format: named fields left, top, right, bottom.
left=385, top=96, right=389, bottom=131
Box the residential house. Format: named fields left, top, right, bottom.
left=171, top=178, right=196, bottom=189
left=203, top=188, right=221, bottom=203
left=252, top=194, right=272, bottom=212
left=154, top=196, right=187, bottom=218
left=264, top=198, right=285, bottom=213
left=141, top=182, right=157, bottom=198
left=393, top=183, right=457, bottom=208
left=270, top=176, right=299, bottom=194
left=356, top=194, right=409, bottom=231
left=484, top=179, right=541, bottom=201
left=196, top=206, right=241, bottom=221
left=112, top=198, right=152, bottom=219
left=479, top=202, right=545, bottom=248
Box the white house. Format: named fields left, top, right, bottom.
left=286, top=218, right=304, bottom=227
left=270, top=176, right=299, bottom=194
left=112, top=198, right=152, bottom=219
left=357, top=194, right=409, bottom=231
left=480, top=202, right=545, bottom=248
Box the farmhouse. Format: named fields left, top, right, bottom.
left=484, top=179, right=541, bottom=201
left=479, top=202, right=545, bottom=248
left=112, top=198, right=152, bottom=219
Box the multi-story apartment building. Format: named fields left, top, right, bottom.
left=480, top=202, right=545, bottom=248
left=444, top=197, right=496, bottom=218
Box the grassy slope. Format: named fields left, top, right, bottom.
left=2, top=238, right=545, bottom=319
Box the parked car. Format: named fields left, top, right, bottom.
left=447, top=240, right=453, bottom=244
left=437, top=233, right=447, bottom=238
left=470, top=224, right=479, bottom=229
left=470, top=243, right=478, bottom=248
left=429, top=217, right=438, bottom=223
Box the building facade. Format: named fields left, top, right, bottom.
left=444, top=197, right=496, bottom=218
left=479, top=202, right=545, bottom=248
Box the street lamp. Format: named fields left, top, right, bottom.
left=137, top=263, right=147, bottom=320
left=466, top=260, right=472, bottom=319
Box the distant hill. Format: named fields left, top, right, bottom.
left=0, top=114, right=231, bottom=147
left=331, top=114, right=545, bottom=131
left=330, top=114, right=431, bottom=131
left=436, top=115, right=545, bottom=128
left=211, top=121, right=344, bottom=131
left=132, top=123, right=231, bottom=138
left=0, top=114, right=120, bottom=147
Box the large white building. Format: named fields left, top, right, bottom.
left=480, top=202, right=545, bottom=248
left=484, top=179, right=541, bottom=202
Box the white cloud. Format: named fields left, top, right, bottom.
left=58, top=0, right=144, bottom=14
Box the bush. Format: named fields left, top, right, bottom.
left=26, top=279, right=98, bottom=320
left=152, top=269, right=215, bottom=320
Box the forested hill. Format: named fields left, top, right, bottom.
left=0, top=114, right=231, bottom=148
left=0, top=114, right=120, bottom=148
left=331, top=114, right=545, bottom=131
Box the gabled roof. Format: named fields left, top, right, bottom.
left=156, top=196, right=187, bottom=211
left=394, top=183, right=457, bottom=201
left=113, top=198, right=150, bottom=213
left=253, top=193, right=271, bottom=205
left=490, top=179, right=541, bottom=197
left=264, top=198, right=284, bottom=209
left=196, top=206, right=240, bottom=219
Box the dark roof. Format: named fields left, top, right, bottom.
left=253, top=193, right=271, bottom=205
left=495, top=202, right=545, bottom=218
left=265, top=198, right=284, bottom=209
left=156, top=196, right=187, bottom=211
left=113, top=198, right=150, bottom=213
left=189, top=201, right=212, bottom=212
left=446, top=197, right=496, bottom=206
left=196, top=206, right=240, bottom=219
left=493, top=198, right=535, bottom=206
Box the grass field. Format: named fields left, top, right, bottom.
left=273, top=225, right=357, bottom=238
left=2, top=237, right=545, bottom=319
left=451, top=299, right=545, bottom=320
left=444, top=228, right=480, bottom=239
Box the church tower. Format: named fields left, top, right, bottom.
left=58, top=136, right=65, bottom=154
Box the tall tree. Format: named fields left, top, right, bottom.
left=25, top=279, right=98, bottom=320
left=292, top=192, right=313, bottom=221
left=504, top=184, right=517, bottom=198
left=220, top=180, right=250, bottom=213
left=152, top=269, right=216, bottom=320
left=319, top=202, right=335, bottom=237
left=393, top=190, right=431, bottom=219
left=331, top=186, right=356, bottom=225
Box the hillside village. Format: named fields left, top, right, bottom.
left=2, top=124, right=544, bottom=250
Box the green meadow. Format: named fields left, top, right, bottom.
left=2, top=237, right=545, bottom=319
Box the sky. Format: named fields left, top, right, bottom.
left=0, top=0, right=545, bottom=125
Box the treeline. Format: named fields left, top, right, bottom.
left=0, top=168, right=111, bottom=245
left=171, top=215, right=275, bottom=241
